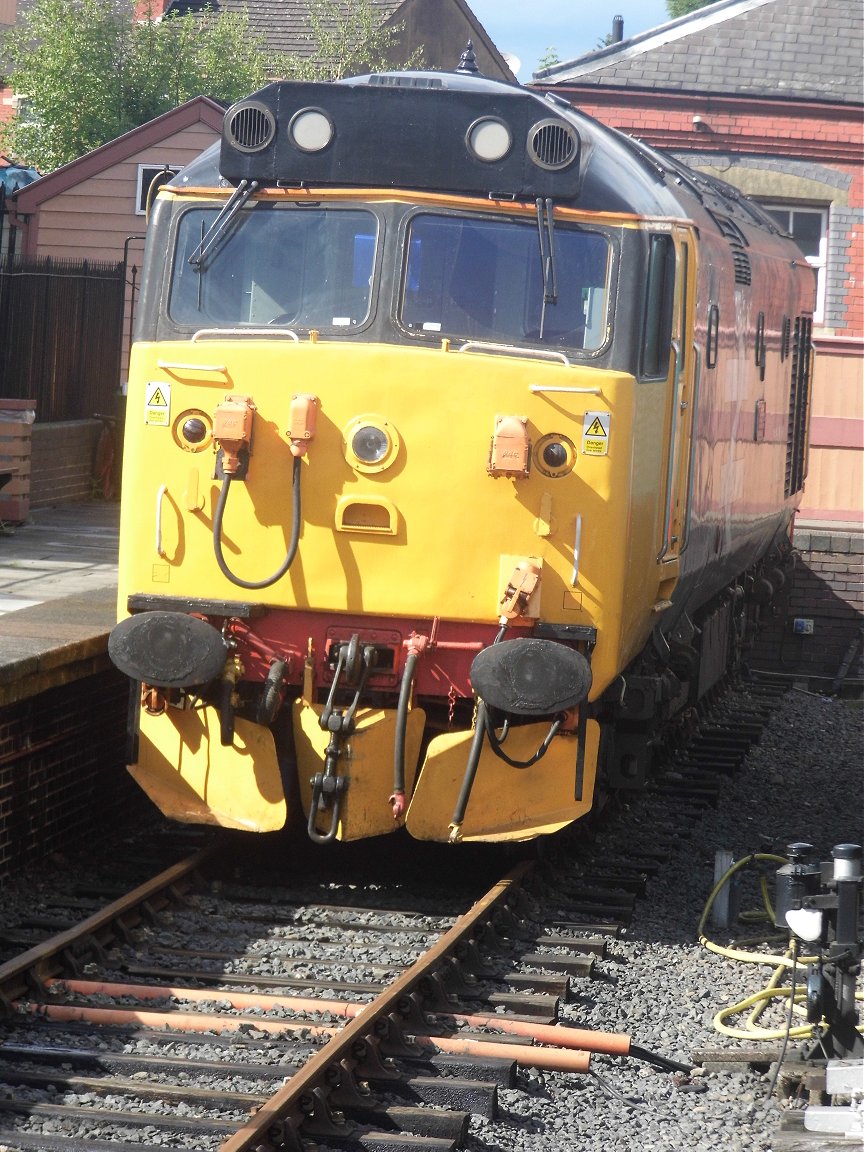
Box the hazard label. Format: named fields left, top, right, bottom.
left=145, top=381, right=171, bottom=426
left=582, top=411, right=609, bottom=456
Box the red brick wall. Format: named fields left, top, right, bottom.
left=29, top=420, right=103, bottom=508
left=0, top=669, right=146, bottom=883
left=749, top=528, right=864, bottom=691
left=538, top=85, right=863, bottom=336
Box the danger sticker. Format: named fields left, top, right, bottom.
left=582, top=411, right=610, bottom=456
left=145, top=381, right=171, bottom=426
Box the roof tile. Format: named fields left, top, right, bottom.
left=539, top=0, right=863, bottom=104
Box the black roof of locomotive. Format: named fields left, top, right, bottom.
left=171, top=69, right=786, bottom=244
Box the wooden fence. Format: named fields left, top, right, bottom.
left=0, top=255, right=124, bottom=422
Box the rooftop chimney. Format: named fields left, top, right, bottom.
left=612, top=15, right=624, bottom=43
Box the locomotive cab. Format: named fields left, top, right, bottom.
left=109, top=63, right=814, bottom=844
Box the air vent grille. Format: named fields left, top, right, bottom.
left=732, top=248, right=752, bottom=286
left=226, top=102, right=276, bottom=153
left=710, top=211, right=752, bottom=285
left=528, top=120, right=579, bottom=171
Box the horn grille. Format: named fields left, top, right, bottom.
left=528, top=119, right=579, bottom=171
left=226, top=101, right=276, bottom=153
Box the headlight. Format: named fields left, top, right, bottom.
left=466, top=117, right=512, bottom=163
left=353, top=425, right=389, bottom=463
left=343, top=414, right=400, bottom=473
left=288, top=107, right=335, bottom=153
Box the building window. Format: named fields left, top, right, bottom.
left=136, top=164, right=182, bottom=215
left=761, top=204, right=828, bottom=323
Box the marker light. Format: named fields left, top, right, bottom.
left=182, top=417, right=208, bottom=444
left=467, top=117, right=512, bottom=163
left=535, top=432, right=576, bottom=478
left=289, top=108, right=335, bottom=153
left=174, top=410, right=212, bottom=453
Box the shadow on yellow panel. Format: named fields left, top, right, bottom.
left=129, top=707, right=287, bottom=831
left=406, top=719, right=600, bottom=842
left=294, top=702, right=426, bottom=841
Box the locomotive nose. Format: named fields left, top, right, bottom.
left=108, top=612, right=228, bottom=687
left=469, top=637, right=592, bottom=716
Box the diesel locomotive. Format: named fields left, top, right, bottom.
left=108, top=55, right=814, bottom=844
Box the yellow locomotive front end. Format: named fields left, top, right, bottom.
left=110, top=72, right=697, bottom=844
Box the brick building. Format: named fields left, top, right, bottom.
left=536, top=0, right=863, bottom=688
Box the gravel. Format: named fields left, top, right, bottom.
left=467, top=687, right=864, bottom=1151
left=0, top=686, right=860, bottom=1150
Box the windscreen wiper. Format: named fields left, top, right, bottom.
left=188, top=179, right=259, bottom=269
left=536, top=197, right=558, bottom=337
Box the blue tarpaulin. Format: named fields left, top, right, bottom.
left=0, top=163, right=40, bottom=195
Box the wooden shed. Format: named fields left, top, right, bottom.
left=9, top=97, right=225, bottom=389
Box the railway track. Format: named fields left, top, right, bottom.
left=0, top=677, right=859, bottom=1150
left=0, top=835, right=659, bottom=1151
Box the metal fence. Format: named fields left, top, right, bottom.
left=0, top=255, right=124, bottom=421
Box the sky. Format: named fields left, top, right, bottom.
left=464, top=1, right=675, bottom=79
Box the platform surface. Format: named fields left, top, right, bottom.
left=0, top=503, right=119, bottom=696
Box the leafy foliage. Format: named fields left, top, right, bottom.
left=536, top=45, right=561, bottom=73
left=0, top=0, right=270, bottom=170
left=666, top=0, right=715, bottom=16
left=278, top=0, right=424, bottom=80
left=1, top=0, right=428, bottom=170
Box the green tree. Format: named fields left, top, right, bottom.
left=666, top=0, right=715, bottom=16
left=0, top=0, right=270, bottom=170
left=278, top=0, right=423, bottom=80
left=536, top=46, right=561, bottom=73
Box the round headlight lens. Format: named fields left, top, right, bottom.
left=343, top=414, right=400, bottom=473
left=289, top=108, right=334, bottom=153
left=182, top=417, right=208, bottom=444
left=534, top=433, right=576, bottom=478
left=467, top=117, right=512, bottom=162
left=543, top=441, right=568, bottom=469
left=352, top=424, right=389, bottom=463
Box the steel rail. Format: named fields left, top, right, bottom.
left=218, top=859, right=538, bottom=1152
left=0, top=844, right=219, bottom=1004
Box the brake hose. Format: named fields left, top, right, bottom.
left=390, top=649, right=420, bottom=819
left=483, top=708, right=563, bottom=768
left=213, top=455, right=302, bottom=590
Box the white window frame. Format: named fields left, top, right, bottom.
left=761, top=202, right=828, bottom=324
left=136, top=164, right=182, bottom=215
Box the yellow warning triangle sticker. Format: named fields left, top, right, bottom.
left=585, top=416, right=607, bottom=437
left=148, top=387, right=168, bottom=407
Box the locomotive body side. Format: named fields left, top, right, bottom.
left=109, top=70, right=814, bottom=842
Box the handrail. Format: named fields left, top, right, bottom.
left=191, top=328, right=299, bottom=342
left=155, top=484, right=167, bottom=558
left=679, top=342, right=701, bottom=557
left=458, top=340, right=571, bottom=366
left=657, top=338, right=682, bottom=563
left=530, top=384, right=603, bottom=395
left=157, top=360, right=227, bottom=373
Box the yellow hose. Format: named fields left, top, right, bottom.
left=698, top=853, right=819, bottom=966
left=696, top=852, right=863, bottom=1043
